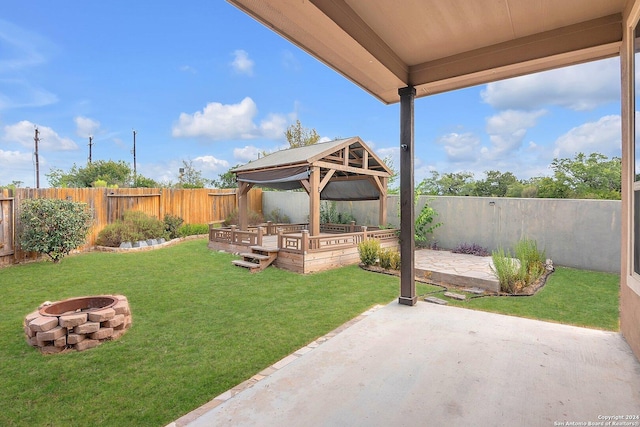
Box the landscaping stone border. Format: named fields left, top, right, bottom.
left=24, top=295, right=132, bottom=354
left=94, top=234, right=207, bottom=253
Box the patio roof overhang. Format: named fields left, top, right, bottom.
left=227, top=0, right=626, bottom=104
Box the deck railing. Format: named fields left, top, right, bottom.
left=209, top=225, right=265, bottom=246
left=278, top=227, right=398, bottom=254
left=209, top=223, right=398, bottom=253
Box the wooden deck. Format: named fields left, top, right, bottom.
left=209, top=223, right=399, bottom=274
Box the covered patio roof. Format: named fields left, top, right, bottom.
left=227, top=0, right=626, bottom=104
left=232, top=137, right=391, bottom=234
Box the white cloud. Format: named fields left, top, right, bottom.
left=258, top=113, right=288, bottom=139
left=281, top=50, right=301, bottom=71
left=172, top=97, right=258, bottom=139
left=3, top=120, right=77, bottom=151
left=553, top=115, right=621, bottom=158
left=436, top=132, right=481, bottom=162
left=0, top=79, right=57, bottom=109
left=0, top=20, right=58, bottom=110
left=0, top=149, right=34, bottom=185
left=481, top=58, right=619, bottom=111
left=485, top=109, right=546, bottom=158
left=234, top=145, right=261, bottom=162
left=230, top=50, right=254, bottom=76
left=74, top=116, right=100, bottom=138
left=376, top=146, right=397, bottom=158
left=193, top=155, right=229, bottom=172
left=172, top=97, right=290, bottom=141
left=0, top=19, right=52, bottom=71
left=179, top=65, right=197, bottom=74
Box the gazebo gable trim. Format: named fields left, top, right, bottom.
left=233, top=136, right=391, bottom=180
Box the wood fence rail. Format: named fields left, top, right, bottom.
left=0, top=187, right=262, bottom=267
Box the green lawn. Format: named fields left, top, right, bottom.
left=0, top=240, right=620, bottom=426
left=424, top=266, right=620, bottom=331
left=0, top=240, right=400, bottom=427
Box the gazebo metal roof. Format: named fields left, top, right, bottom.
left=232, top=137, right=392, bottom=234
left=232, top=137, right=391, bottom=200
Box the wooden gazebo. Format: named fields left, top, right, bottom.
left=231, top=137, right=392, bottom=235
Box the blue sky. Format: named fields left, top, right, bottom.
left=0, top=1, right=623, bottom=188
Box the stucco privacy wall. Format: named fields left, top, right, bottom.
left=262, top=192, right=621, bottom=273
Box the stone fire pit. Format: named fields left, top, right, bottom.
left=24, top=295, right=132, bottom=354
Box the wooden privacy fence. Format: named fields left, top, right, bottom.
left=0, top=189, right=14, bottom=262
left=0, top=187, right=262, bottom=266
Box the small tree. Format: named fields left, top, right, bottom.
left=177, top=160, right=212, bottom=188
left=285, top=120, right=320, bottom=148
left=414, top=200, right=442, bottom=247
left=19, top=198, right=94, bottom=263
left=212, top=166, right=239, bottom=189
left=47, top=160, right=133, bottom=188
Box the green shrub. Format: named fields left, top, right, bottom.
left=19, top=198, right=94, bottom=263
left=515, top=238, right=546, bottom=283
left=320, top=201, right=356, bottom=224
left=265, top=208, right=290, bottom=224
left=224, top=209, right=264, bottom=226
left=379, top=248, right=401, bottom=270
left=96, top=210, right=167, bottom=247
left=358, top=238, right=380, bottom=266
left=164, top=214, right=184, bottom=239
left=415, top=200, right=442, bottom=247
left=96, top=223, right=122, bottom=247
left=491, top=247, right=522, bottom=293
left=491, top=238, right=546, bottom=293
left=123, top=211, right=166, bottom=240
left=96, top=221, right=142, bottom=247
left=178, top=223, right=209, bottom=237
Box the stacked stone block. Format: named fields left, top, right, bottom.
left=23, top=295, right=132, bottom=354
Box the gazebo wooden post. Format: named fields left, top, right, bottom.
left=398, top=86, right=416, bottom=306
left=237, top=181, right=253, bottom=231
left=309, top=166, right=320, bottom=236
left=379, top=176, right=388, bottom=226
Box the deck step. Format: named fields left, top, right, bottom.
left=239, top=252, right=271, bottom=261
left=232, top=246, right=279, bottom=272
left=232, top=260, right=261, bottom=270
left=250, top=246, right=279, bottom=253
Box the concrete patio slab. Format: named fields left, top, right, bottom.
left=174, top=302, right=640, bottom=427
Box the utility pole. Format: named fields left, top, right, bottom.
left=88, top=135, right=93, bottom=164
left=34, top=127, right=40, bottom=188
left=132, top=129, right=137, bottom=182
